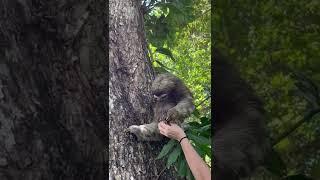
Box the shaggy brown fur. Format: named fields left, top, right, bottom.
left=213, top=50, right=270, bottom=180
left=129, top=73, right=195, bottom=141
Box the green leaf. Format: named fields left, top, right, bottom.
left=186, top=166, right=194, bottom=180
left=197, top=124, right=211, bottom=132
left=187, top=133, right=211, bottom=145
left=178, top=157, right=188, bottom=177
left=200, top=116, right=211, bottom=125
left=154, top=60, right=174, bottom=71
left=154, top=66, right=169, bottom=74
left=194, top=144, right=205, bottom=157
left=192, top=109, right=201, bottom=118
left=188, top=121, right=201, bottom=128
left=263, top=148, right=287, bottom=176
left=199, top=144, right=212, bottom=157
left=155, top=47, right=176, bottom=61
left=166, top=146, right=182, bottom=169
left=156, top=139, right=176, bottom=159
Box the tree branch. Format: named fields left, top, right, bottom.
left=196, top=95, right=211, bottom=108
left=272, top=108, right=320, bottom=146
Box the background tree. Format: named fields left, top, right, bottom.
left=0, top=0, right=106, bottom=179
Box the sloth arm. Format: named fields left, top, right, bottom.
left=173, top=91, right=195, bottom=118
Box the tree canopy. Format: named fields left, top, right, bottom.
left=142, top=0, right=211, bottom=179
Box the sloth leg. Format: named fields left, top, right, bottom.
left=128, top=122, right=163, bottom=141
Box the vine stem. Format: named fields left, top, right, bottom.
left=272, top=108, right=320, bottom=146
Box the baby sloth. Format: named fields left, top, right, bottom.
left=129, top=73, right=195, bottom=141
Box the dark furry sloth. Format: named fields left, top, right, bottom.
left=213, top=50, right=270, bottom=180
left=129, top=73, right=195, bottom=141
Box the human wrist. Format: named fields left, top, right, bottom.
left=179, top=136, right=188, bottom=144
left=177, top=132, right=186, bottom=141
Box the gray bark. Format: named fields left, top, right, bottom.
left=109, top=0, right=175, bottom=179
left=0, top=0, right=106, bottom=179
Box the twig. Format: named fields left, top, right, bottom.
left=272, top=108, right=320, bottom=146
left=196, top=95, right=211, bottom=108
left=156, top=167, right=167, bottom=180
left=154, top=60, right=174, bottom=71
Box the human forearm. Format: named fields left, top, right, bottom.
left=180, top=138, right=211, bottom=180
left=158, top=122, right=211, bottom=180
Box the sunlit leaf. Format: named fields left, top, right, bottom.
left=166, top=146, right=182, bottom=169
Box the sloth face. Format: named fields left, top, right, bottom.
left=153, top=92, right=168, bottom=102
left=151, top=73, right=181, bottom=103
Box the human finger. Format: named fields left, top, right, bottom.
left=159, top=121, right=166, bottom=128
left=159, top=130, right=164, bottom=135
left=161, top=121, right=171, bottom=129
left=158, top=122, right=167, bottom=131
left=159, top=130, right=167, bottom=136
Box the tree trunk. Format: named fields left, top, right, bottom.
left=0, top=0, right=106, bottom=179
left=108, top=0, right=175, bottom=179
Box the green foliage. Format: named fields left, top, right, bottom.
left=145, top=0, right=211, bottom=113
left=264, top=148, right=287, bottom=177
left=155, top=47, right=175, bottom=61
left=156, top=116, right=211, bottom=179
left=143, top=0, right=211, bottom=179
left=166, top=146, right=181, bottom=168
left=214, top=0, right=320, bottom=179
left=144, top=0, right=196, bottom=47
left=156, top=139, right=176, bottom=160
left=177, top=155, right=187, bottom=176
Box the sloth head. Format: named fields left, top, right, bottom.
left=151, top=73, right=179, bottom=102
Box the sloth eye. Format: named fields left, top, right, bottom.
left=153, top=92, right=163, bottom=96
left=153, top=93, right=167, bottom=100
left=159, top=93, right=167, bottom=98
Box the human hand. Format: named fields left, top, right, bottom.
left=158, top=121, right=186, bottom=141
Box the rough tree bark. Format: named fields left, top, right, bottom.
left=109, top=0, right=175, bottom=179
left=0, top=0, right=106, bottom=179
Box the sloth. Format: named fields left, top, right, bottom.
left=128, top=73, right=195, bottom=141
left=213, top=49, right=270, bottom=180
